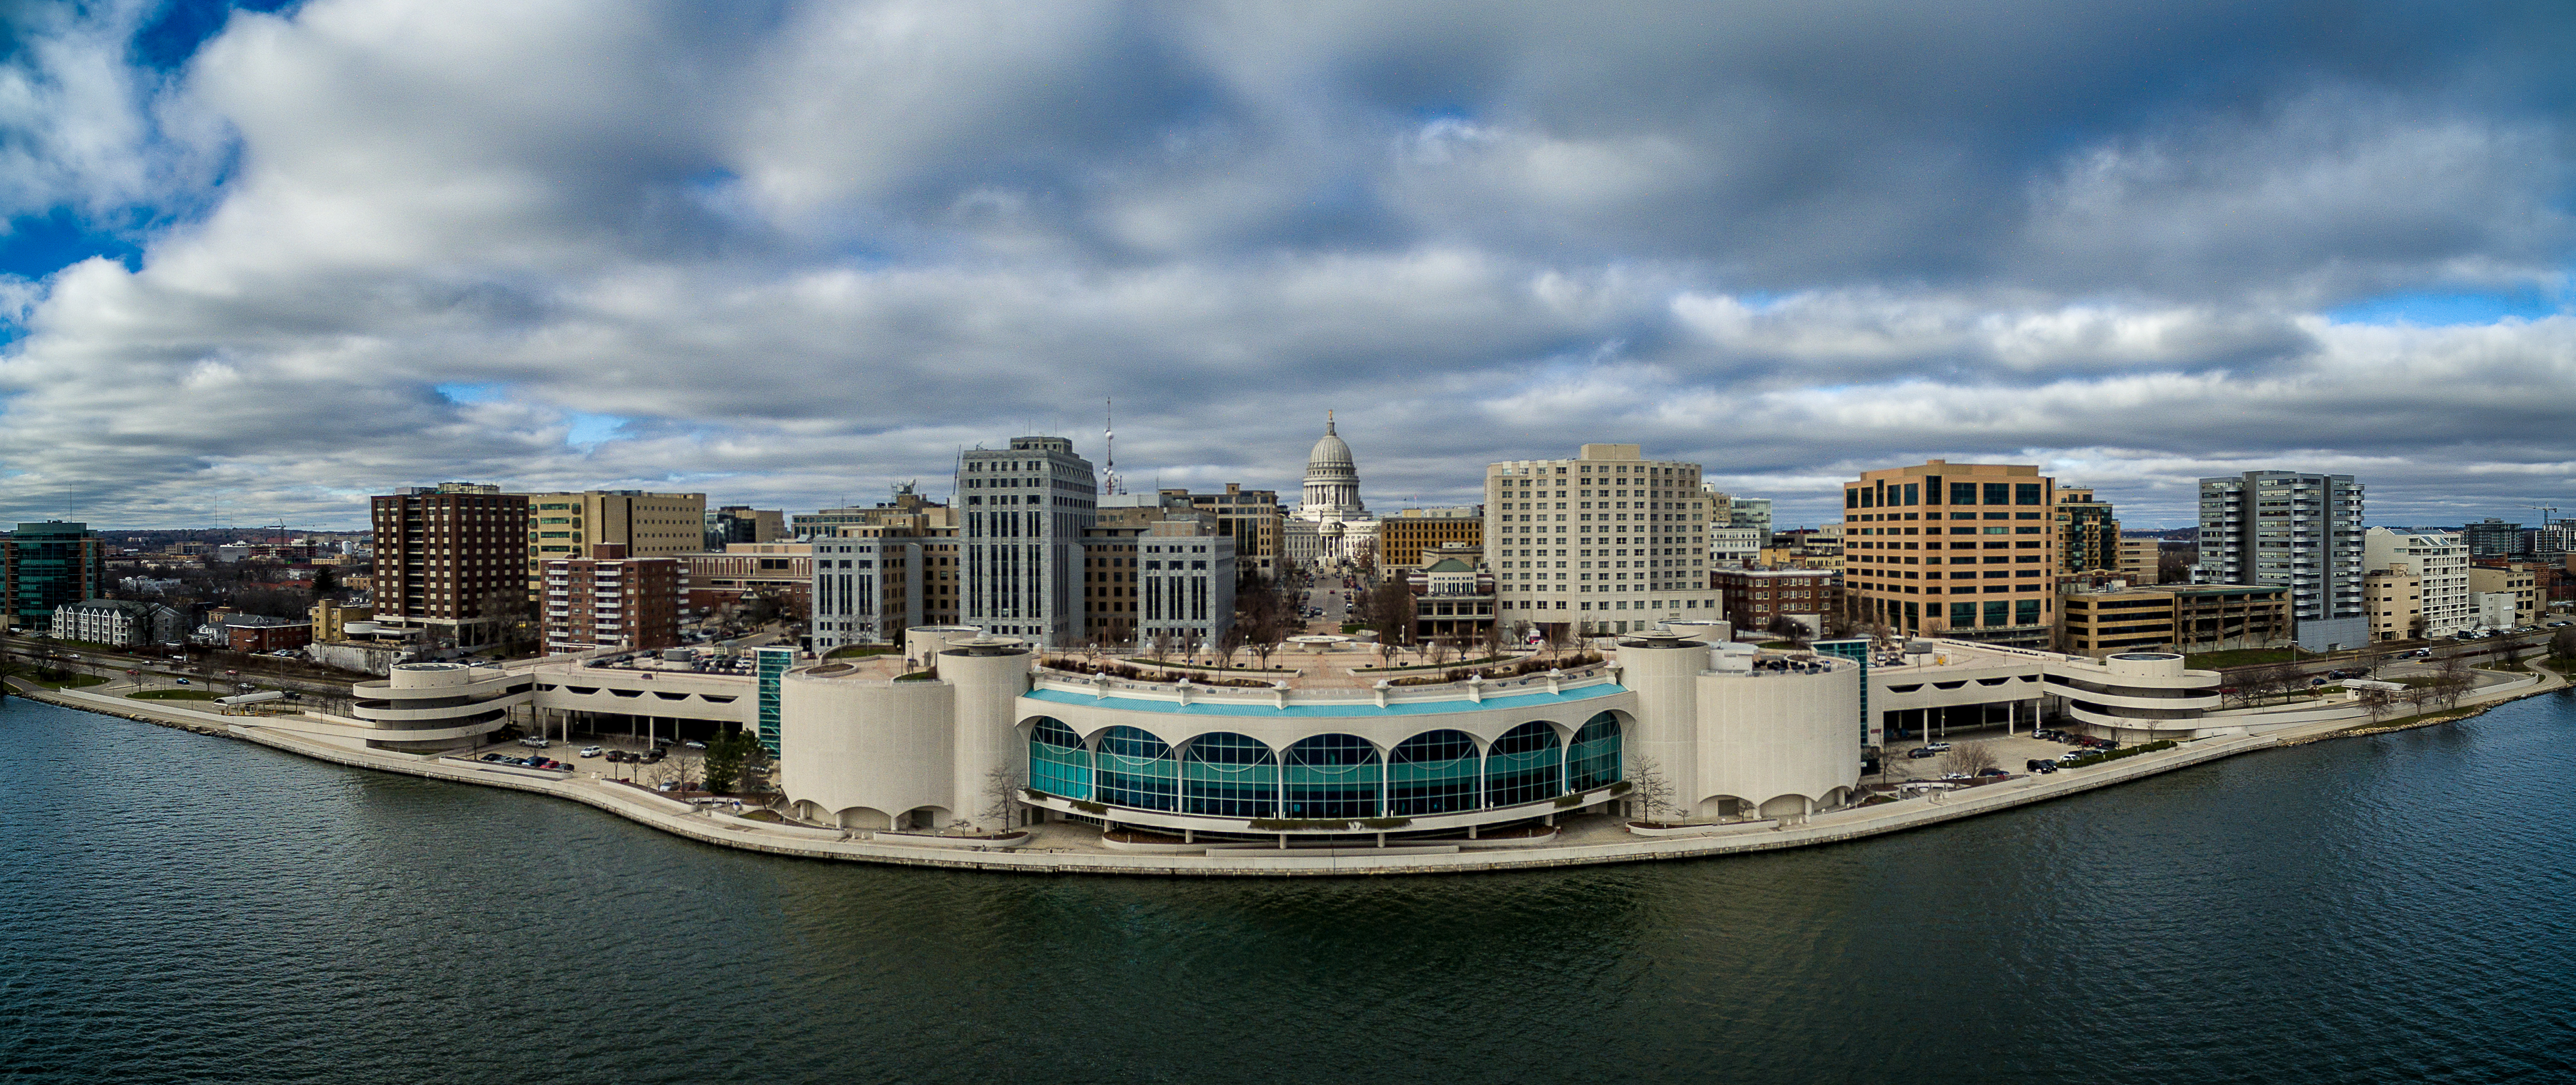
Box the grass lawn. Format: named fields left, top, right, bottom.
left=823, top=644, right=901, bottom=660
left=128, top=688, right=224, bottom=701
left=2185, top=648, right=2302, bottom=669
left=5, top=667, right=108, bottom=690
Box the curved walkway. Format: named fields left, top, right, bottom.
left=10, top=662, right=2566, bottom=877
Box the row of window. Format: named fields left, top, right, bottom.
left=1028, top=715, right=1622, bottom=818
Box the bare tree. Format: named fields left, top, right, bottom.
left=1248, top=612, right=1289, bottom=671
left=1424, top=636, right=1453, bottom=668
left=2358, top=686, right=2394, bottom=723
left=1216, top=622, right=1248, bottom=671
left=981, top=763, right=1024, bottom=829
left=1626, top=753, right=1679, bottom=825
left=1943, top=741, right=1998, bottom=776
left=1542, top=621, right=1570, bottom=662
left=2433, top=655, right=2474, bottom=710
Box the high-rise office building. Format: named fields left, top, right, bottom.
left=2460, top=517, right=2522, bottom=558
left=1485, top=443, right=1720, bottom=636
left=2191, top=471, right=2366, bottom=649
left=706, top=506, right=786, bottom=549
left=4, top=522, right=106, bottom=633
left=956, top=437, right=1097, bottom=647
left=1841, top=460, right=2059, bottom=648
left=2055, top=488, right=2120, bottom=573
left=370, top=484, right=531, bottom=647
left=521, top=490, right=705, bottom=598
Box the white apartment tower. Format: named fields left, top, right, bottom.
left=1486, top=444, right=1720, bottom=636
left=957, top=437, right=1098, bottom=647
left=2362, top=528, right=2472, bottom=637
left=2192, top=471, right=2366, bottom=648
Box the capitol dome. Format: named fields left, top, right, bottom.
left=1308, top=420, right=1354, bottom=468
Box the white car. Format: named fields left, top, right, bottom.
left=578, top=746, right=603, bottom=758
left=1923, top=741, right=1953, bottom=753
left=683, top=739, right=707, bottom=750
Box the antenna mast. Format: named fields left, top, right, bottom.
left=1103, top=398, right=1123, bottom=496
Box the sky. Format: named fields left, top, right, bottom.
left=3, top=1, right=2574, bottom=533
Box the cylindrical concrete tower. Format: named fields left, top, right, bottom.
left=1616, top=631, right=1706, bottom=813
left=942, top=637, right=1034, bottom=831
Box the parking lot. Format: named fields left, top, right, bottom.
left=468, top=731, right=712, bottom=789
left=1877, top=727, right=2103, bottom=785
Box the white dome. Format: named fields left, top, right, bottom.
left=1307, top=421, right=1353, bottom=468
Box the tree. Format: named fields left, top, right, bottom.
left=1542, top=621, right=1571, bottom=661
left=1248, top=612, right=1289, bottom=670
left=1943, top=741, right=1998, bottom=776
left=2433, top=655, right=2474, bottom=710
left=702, top=729, right=761, bottom=793
left=1424, top=636, right=1453, bottom=668
left=981, top=763, right=1024, bottom=829
left=2551, top=626, right=2576, bottom=663
left=1370, top=578, right=1417, bottom=651
left=1216, top=622, right=1248, bottom=671
left=2241, top=662, right=2301, bottom=705
left=1626, top=753, right=1679, bottom=825
left=2358, top=686, right=2394, bottom=723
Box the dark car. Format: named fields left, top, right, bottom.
left=2026, top=759, right=2052, bottom=772
left=1907, top=748, right=1937, bottom=759
left=1979, top=768, right=2009, bottom=777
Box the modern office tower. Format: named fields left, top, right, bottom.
left=1840, top=460, right=2060, bottom=648
left=706, top=506, right=786, bottom=549
left=520, top=489, right=705, bottom=600
left=2460, top=517, right=2522, bottom=558
left=540, top=545, right=683, bottom=655
left=369, top=484, right=533, bottom=647
left=2055, top=488, right=2120, bottom=573
left=806, top=537, right=921, bottom=654
left=1160, top=484, right=1285, bottom=577
left=1485, top=443, right=1720, bottom=636
left=956, top=436, right=1097, bottom=647
left=1377, top=506, right=1485, bottom=569
left=1728, top=496, right=1773, bottom=536
left=4, top=521, right=106, bottom=633
left=2364, top=527, right=2472, bottom=637
left=2191, top=471, right=2366, bottom=648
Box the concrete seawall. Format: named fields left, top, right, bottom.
left=13, top=665, right=2565, bottom=878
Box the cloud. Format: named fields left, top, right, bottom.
left=1, top=0, right=2573, bottom=534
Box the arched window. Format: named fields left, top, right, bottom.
left=1485, top=721, right=1563, bottom=807
left=1027, top=717, right=1091, bottom=801
left=1181, top=732, right=1278, bottom=818
left=1387, top=730, right=1480, bottom=815
left=1565, top=712, right=1624, bottom=792
left=1096, top=725, right=1178, bottom=811
left=1281, top=734, right=1382, bottom=819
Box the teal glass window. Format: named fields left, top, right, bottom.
left=1182, top=731, right=1278, bottom=818
left=1984, top=600, right=2009, bottom=626
left=1485, top=721, right=1564, bottom=807
left=2016, top=483, right=2042, bottom=506
left=1096, top=725, right=1178, bottom=811
left=1387, top=730, right=1480, bottom=815
left=1950, top=602, right=1975, bottom=625
left=1028, top=717, right=1091, bottom=801
left=1984, top=482, right=2011, bottom=506
left=2016, top=599, right=2042, bottom=625
left=1282, top=734, right=1382, bottom=819
left=1565, top=712, right=1624, bottom=792
left=1951, top=482, right=1978, bottom=505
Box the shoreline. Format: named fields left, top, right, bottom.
left=9, top=666, right=2565, bottom=877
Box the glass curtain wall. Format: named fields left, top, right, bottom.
left=1096, top=725, right=1179, bottom=810
left=1027, top=717, right=1092, bottom=800
left=1564, top=712, right=1624, bottom=791
left=1484, top=721, right=1564, bottom=806
left=1181, top=732, right=1279, bottom=817
left=1281, top=734, right=1382, bottom=818
left=1387, top=730, right=1481, bottom=815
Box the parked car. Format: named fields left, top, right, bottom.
left=1978, top=768, right=2009, bottom=777
left=1907, top=748, right=1938, bottom=759
left=1924, top=741, right=1953, bottom=753
left=174, top=678, right=190, bottom=685
left=479, top=753, right=505, bottom=762
left=1940, top=771, right=1972, bottom=781
left=683, top=740, right=707, bottom=750
left=579, top=746, right=603, bottom=758
left=2032, top=762, right=2058, bottom=774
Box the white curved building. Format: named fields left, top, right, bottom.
left=777, top=630, right=1862, bottom=837
left=2040, top=650, right=2222, bottom=742
left=347, top=662, right=533, bottom=751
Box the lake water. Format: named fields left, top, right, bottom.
left=3, top=692, right=2571, bottom=1083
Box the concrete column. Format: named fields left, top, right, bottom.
left=1618, top=634, right=1706, bottom=810
left=944, top=639, right=1034, bottom=832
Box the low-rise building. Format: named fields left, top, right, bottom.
left=2364, top=565, right=2423, bottom=642
left=2060, top=583, right=2290, bottom=656
left=1407, top=558, right=1497, bottom=643
left=225, top=615, right=311, bottom=654
left=1708, top=526, right=1762, bottom=568
left=2116, top=536, right=2160, bottom=582
left=2467, top=562, right=2540, bottom=628
left=1713, top=568, right=1839, bottom=636
left=50, top=598, right=183, bottom=647
left=682, top=542, right=814, bottom=620
left=1377, top=507, right=1486, bottom=570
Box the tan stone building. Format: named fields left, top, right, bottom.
left=2061, top=583, right=2289, bottom=655
left=1161, top=484, right=1285, bottom=577
left=1377, top=506, right=1485, bottom=569
left=1485, top=443, right=1721, bottom=636
left=1842, top=459, right=2058, bottom=648
left=2467, top=562, right=2540, bottom=628
left=2364, top=565, right=2423, bottom=642
left=522, top=490, right=706, bottom=598
left=2116, top=537, right=2160, bottom=582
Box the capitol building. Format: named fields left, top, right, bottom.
left=1283, top=414, right=1379, bottom=568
